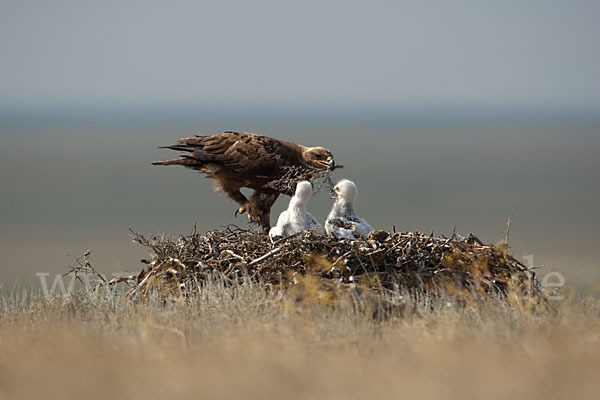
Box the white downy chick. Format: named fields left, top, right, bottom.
left=325, top=179, right=373, bottom=239
left=269, top=181, right=324, bottom=238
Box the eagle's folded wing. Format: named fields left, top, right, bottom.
left=171, top=132, right=302, bottom=176
left=328, top=218, right=355, bottom=230
left=326, top=217, right=356, bottom=238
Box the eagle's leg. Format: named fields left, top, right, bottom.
left=215, top=180, right=260, bottom=223
left=235, top=202, right=261, bottom=225
left=249, top=190, right=280, bottom=231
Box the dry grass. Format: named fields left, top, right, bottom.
left=1, top=278, right=599, bottom=400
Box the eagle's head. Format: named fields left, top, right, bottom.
left=303, top=147, right=334, bottom=169
left=293, top=181, right=314, bottom=206
left=331, top=179, right=358, bottom=204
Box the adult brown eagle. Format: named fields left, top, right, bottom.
left=153, top=131, right=335, bottom=229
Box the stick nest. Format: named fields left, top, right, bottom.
left=125, top=227, right=544, bottom=303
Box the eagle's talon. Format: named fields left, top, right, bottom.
left=245, top=205, right=262, bottom=225
left=236, top=202, right=261, bottom=224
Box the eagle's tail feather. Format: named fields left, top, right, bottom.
left=153, top=142, right=220, bottom=167
left=158, top=145, right=194, bottom=152
left=152, top=157, right=199, bottom=166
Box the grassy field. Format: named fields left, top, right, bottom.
left=1, top=280, right=599, bottom=400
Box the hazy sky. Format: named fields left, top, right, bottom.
left=1, top=0, right=599, bottom=111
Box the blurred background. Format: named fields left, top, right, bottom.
left=1, top=0, right=598, bottom=288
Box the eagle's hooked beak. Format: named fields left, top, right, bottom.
left=331, top=188, right=338, bottom=200
left=328, top=157, right=335, bottom=169
left=316, top=156, right=335, bottom=169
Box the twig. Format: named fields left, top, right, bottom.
left=331, top=250, right=353, bottom=269
left=503, top=215, right=513, bottom=243
left=224, top=250, right=245, bottom=261
left=248, top=247, right=282, bottom=266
